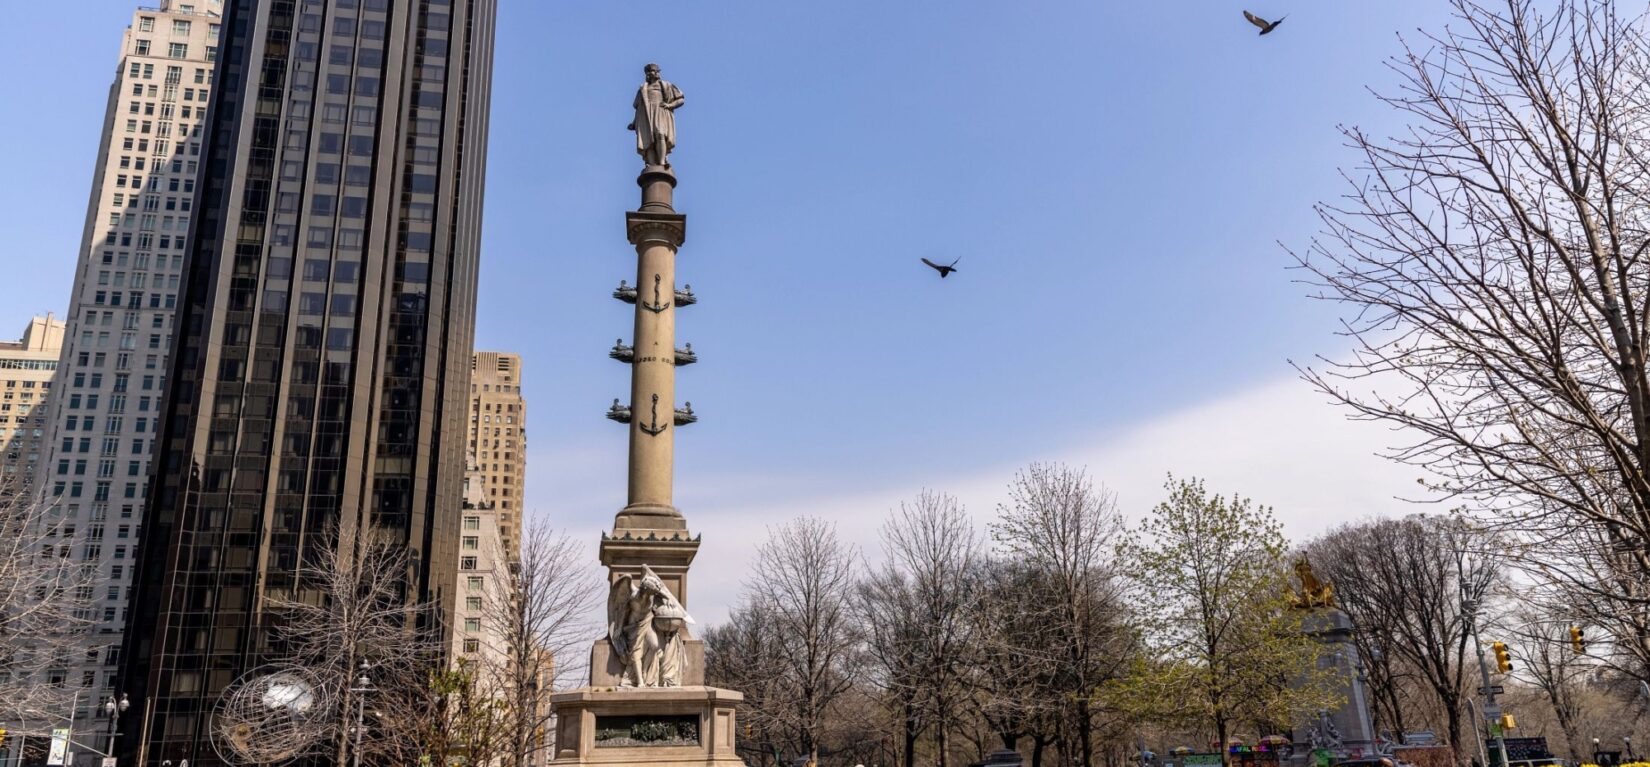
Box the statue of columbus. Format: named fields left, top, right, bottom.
left=628, top=63, right=685, bottom=168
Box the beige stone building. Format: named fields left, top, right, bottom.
left=456, top=452, right=508, bottom=665
left=470, top=351, right=527, bottom=557
left=34, top=0, right=221, bottom=731
left=0, top=315, right=66, bottom=496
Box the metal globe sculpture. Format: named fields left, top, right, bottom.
left=211, top=666, right=333, bottom=766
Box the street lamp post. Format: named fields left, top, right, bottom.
left=102, top=693, right=129, bottom=766
left=1623, top=736, right=1634, bottom=761
left=348, top=661, right=373, bottom=767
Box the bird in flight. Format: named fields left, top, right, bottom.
left=1243, top=10, right=1285, bottom=35
left=921, top=257, right=961, bottom=278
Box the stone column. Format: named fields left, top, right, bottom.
left=596, top=166, right=704, bottom=686
left=617, top=167, right=687, bottom=532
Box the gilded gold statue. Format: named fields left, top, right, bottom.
left=1290, top=557, right=1335, bottom=609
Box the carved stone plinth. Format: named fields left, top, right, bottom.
left=550, top=686, right=746, bottom=766
left=1289, top=608, right=1378, bottom=764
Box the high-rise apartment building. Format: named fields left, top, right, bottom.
left=1, top=315, right=65, bottom=495
left=32, top=0, right=221, bottom=739
left=117, top=0, right=496, bottom=763
left=469, top=351, right=524, bottom=555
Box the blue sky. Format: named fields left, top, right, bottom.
left=1, top=1, right=1456, bottom=620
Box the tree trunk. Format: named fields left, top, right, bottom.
left=1443, top=697, right=1463, bottom=766
left=904, top=702, right=919, bottom=767
left=1549, top=694, right=1581, bottom=762
left=1217, top=719, right=1230, bottom=767
left=1078, top=698, right=1093, bottom=767
left=1032, top=734, right=1048, bottom=767
left=937, top=714, right=949, bottom=767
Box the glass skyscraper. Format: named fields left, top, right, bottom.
left=117, top=0, right=495, bottom=763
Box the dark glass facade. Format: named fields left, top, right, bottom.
left=117, top=0, right=495, bottom=763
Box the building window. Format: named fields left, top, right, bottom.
left=462, top=536, right=478, bottom=551
left=172, top=19, right=191, bottom=35
left=135, top=40, right=151, bottom=55
left=467, top=576, right=484, bottom=591
left=463, top=639, right=479, bottom=653
left=169, top=43, right=188, bottom=59
left=461, top=556, right=477, bottom=570
left=138, top=17, right=154, bottom=32
left=463, top=516, right=480, bottom=531
left=463, top=618, right=481, bottom=633
left=466, top=597, right=482, bottom=611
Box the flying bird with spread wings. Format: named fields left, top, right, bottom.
left=921, top=257, right=961, bottom=278
left=1243, top=10, right=1286, bottom=35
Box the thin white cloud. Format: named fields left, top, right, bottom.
left=679, top=374, right=1426, bottom=626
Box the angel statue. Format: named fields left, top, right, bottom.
left=607, top=564, right=693, bottom=687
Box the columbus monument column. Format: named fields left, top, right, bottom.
left=551, top=64, right=746, bottom=767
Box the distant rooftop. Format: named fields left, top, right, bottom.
left=0, top=314, right=64, bottom=357
left=140, top=0, right=222, bottom=18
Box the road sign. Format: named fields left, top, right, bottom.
left=47, top=728, right=69, bottom=766
left=1483, top=703, right=1503, bottom=719
left=1479, top=685, right=1505, bottom=695
left=103, top=758, right=119, bottom=767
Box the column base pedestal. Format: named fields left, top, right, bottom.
left=600, top=529, right=700, bottom=607
left=551, top=686, right=747, bottom=767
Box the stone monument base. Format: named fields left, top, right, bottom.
left=550, top=686, right=746, bottom=767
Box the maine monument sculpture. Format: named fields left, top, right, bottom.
left=549, top=66, right=746, bottom=767
left=1288, top=558, right=1377, bottom=766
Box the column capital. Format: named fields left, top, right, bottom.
left=626, top=210, right=687, bottom=247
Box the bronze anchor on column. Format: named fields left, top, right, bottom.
left=639, top=393, right=669, bottom=436
left=641, top=273, right=672, bottom=314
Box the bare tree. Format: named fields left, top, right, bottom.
left=1530, top=531, right=1650, bottom=682
left=1305, top=515, right=1499, bottom=758
left=857, top=554, right=928, bottom=767
left=1293, top=0, right=1650, bottom=646
left=705, top=602, right=793, bottom=767
left=1496, top=605, right=1593, bottom=760
left=857, top=490, right=983, bottom=767
left=480, top=523, right=599, bottom=767
left=991, top=463, right=1133, bottom=767
left=0, top=478, right=96, bottom=730
left=965, top=558, right=1066, bottom=767
left=746, top=516, right=861, bottom=765
left=262, top=525, right=444, bottom=767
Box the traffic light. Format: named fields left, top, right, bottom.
left=1500, top=713, right=1517, bottom=731
left=1570, top=626, right=1587, bottom=655
left=1492, top=641, right=1514, bottom=673
left=0, top=727, right=8, bottom=747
